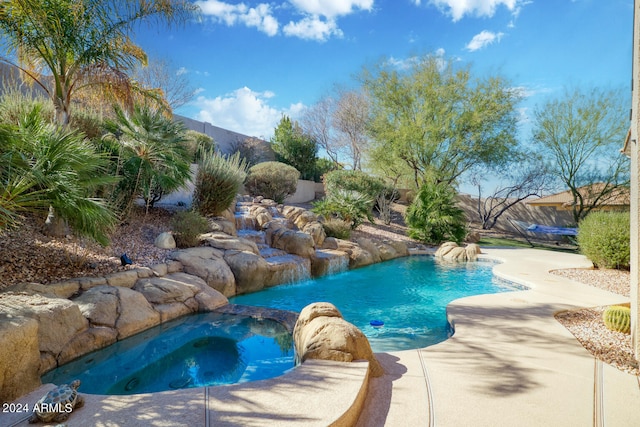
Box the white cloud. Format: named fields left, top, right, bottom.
left=428, top=0, right=525, bottom=22
left=465, top=30, right=504, bottom=51
left=193, top=87, right=303, bottom=139
left=283, top=16, right=343, bottom=41
left=176, top=67, right=188, bottom=76
left=288, top=0, right=374, bottom=18
left=196, top=1, right=279, bottom=36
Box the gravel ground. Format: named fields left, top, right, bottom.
left=1, top=203, right=638, bottom=376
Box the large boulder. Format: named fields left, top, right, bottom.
left=74, top=285, right=119, bottom=328
left=200, top=231, right=260, bottom=255
left=57, top=327, right=117, bottom=366
left=303, top=221, right=326, bottom=247
left=208, top=217, right=237, bottom=236
left=334, top=239, right=375, bottom=269
left=115, top=287, right=161, bottom=339
left=265, top=222, right=315, bottom=258
left=170, top=247, right=237, bottom=297
left=435, top=242, right=481, bottom=262
left=311, top=249, right=349, bottom=277
left=133, top=272, right=228, bottom=320
left=0, top=314, right=41, bottom=402
left=0, top=292, right=88, bottom=357
left=154, top=231, right=176, bottom=249
left=293, top=302, right=383, bottom=378
left=223, top=250, right=271, bottom=294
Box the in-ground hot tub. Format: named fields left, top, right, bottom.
left=42, top=311, right=295, bottom=395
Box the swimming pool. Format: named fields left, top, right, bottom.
left=42, top=312, right=294, bottom=395
left=231, top=256, right=522, bottom=352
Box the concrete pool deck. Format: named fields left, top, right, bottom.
left=4, top=248, right=640, bottom=426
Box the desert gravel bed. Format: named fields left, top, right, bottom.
left=551, top=268, right=638, bottom=376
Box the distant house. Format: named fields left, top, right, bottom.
left=527, top=183, right=630, bottom=211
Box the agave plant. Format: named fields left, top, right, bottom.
left=0, top=106, right=116, bottom=244
left=103, top=105, right=192, bottom=214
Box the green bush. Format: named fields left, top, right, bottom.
left=183, top=130, right=215, bottom=162
left=322, top=218, right=352, bottom=240
left=245, top=161, right=300, bottom=203
left=577, top=211, right=630, bottom=269
left=171, top=210, right=209, bottom=248
left=193, top=151, right=247, bottom=216
left=312, top=190, right=374, bottom=229
left=405, top=181, right=467, bottom=244
left=324, top=170, right=387, bottom=201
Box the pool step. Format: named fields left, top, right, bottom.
left=5, top=360, right=371, bottom=427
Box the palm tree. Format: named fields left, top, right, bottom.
left=0, top=0, right=198, bottom=125
left=0, top=106, right=116, bottom=244
left=103, top=105, right=192, bottom=214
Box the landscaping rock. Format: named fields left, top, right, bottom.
left=293, top=302, right=383, bottom=378
left=0, top=292, right=88, bottom=356
left=74, top=285, right=119, bottom=328
left=224, top=250, right=270, bottom=294
left=57, top=326, right=117, bottom=365
left=154, top=231, right=176, bottom=249
left=200, top=231, right=260, bottom=254
left=170, top=247, right=236, bottom=297
left=265, top=222, right=315, bottom=258
left=115, top=287, right=160, bottom=339
left=105, top=270, right=139, bottom=288
left=0, top=314, right=41, bottom=402
left=208, top=217, right=237, bottom=236
left=311, top=249, right=349, bottom=277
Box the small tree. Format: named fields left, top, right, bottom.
left=271, top=116, right=318, bottom=180
left=406, top=180, right=467, bottom=244
left=532, top=86, right=629, bottom=223
left=103, top=105, right=192, bottom=214
left=473, top=159, right=552, bottom=230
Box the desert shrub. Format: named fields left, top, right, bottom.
left=577, top=211, right=630, bottom=269
left=171, top=210, right=209, bottom=248
left=322, top=218, right=352, bottom=240
left=324, top=170, right=387, bottom=200
left=405, top=180, right=467, bottom=244
left=245, top=161, right=299, bottom=203
left=312, top=190, right=374, bottom=229
left=193, top=151, right=247, bottom=216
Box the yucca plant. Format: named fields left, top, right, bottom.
left=103, top=105, right=192, bottom=214
left=193, top=150, right=248, bottom=216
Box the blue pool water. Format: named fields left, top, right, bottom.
left=42, top=312, right=294, bottom=395
left=231, top=256, right=521, bottom=352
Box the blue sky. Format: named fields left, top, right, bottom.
left=135, top=0, right=633, bottom=141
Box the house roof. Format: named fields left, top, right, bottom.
left=527, top=183, right=630, bottom=209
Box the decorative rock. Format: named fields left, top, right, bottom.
left=105, top=270, right=139, bottom=288
left=334, top=239, right=375, bottom=269
left=264, top=222, right=315, bottom=258
left=57, top=327, right=117, bottom=365
left=133, top=273, right=199, bottom=305
left=0, top=292, right=88, bottom=356
left=321, top=237, right=339, bottom=250
left=465, top=243, right=482, bottom=261
left=303, top=221, right=326, bottom=247
left=78, top=276, right=108, bottom=291
left=150, top=263, right=169, bottom=277
left=311, top=249, right=349, bottom=277
left=74, top=285, right=119, bottom=328
left=0, top=314, right=41, bottom=402
left=200, top=231, right=260, bottom=255
left=223, top=250, right=270, bottom=294
left=434, top=242, right=459, bottom=258
left=208, top=217, right=237, bottom=236
left=154, top=231, right=176, bottom=249
left=170, top=247, right=237, bottom=297
left=115, top=287, right=160, bottom=339
left=293, top=302, right=384, bottom=378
